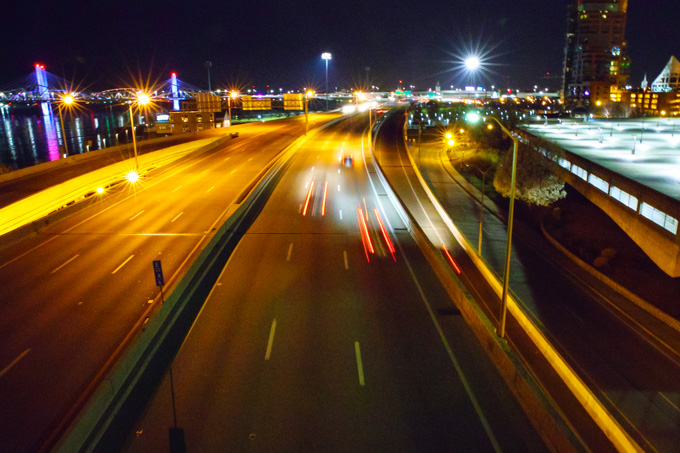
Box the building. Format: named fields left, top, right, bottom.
left=563, top=0, right=630, bottom=108
left=651, top=56, right=680, bottom=93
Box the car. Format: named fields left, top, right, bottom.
left=342, top=153, right=354, bottom=167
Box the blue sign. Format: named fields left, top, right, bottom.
left=153, top=260, right=164, bottom=287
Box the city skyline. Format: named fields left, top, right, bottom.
left=1, top=0, right=678, bottom=92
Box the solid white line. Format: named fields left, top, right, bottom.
left=355, top=342, right=365, bottom=386
left=299, top=204, right=303, bottom=213
left=0, top=349, right=30, bottom=378
left=338, top=169, right=341, bottom=174
left=338, top=184, right=341, bottom=191
left=171, top=212, right=184, bottom=223
left=339, top=209, right=343, bottom=220
left=172, top=185, right=183, bottom=193
left=129, top=210, right=145, bottom=221
left=265, top=319, right=277, bottom=360
left=286, top=243, right=294, bottom=261
left=112, top=254, right=135, bottom=274
left=311, top=167, right=315, bottom=172
left=206, top=186, right=215, bottom=193
left=344, top=250, right=349, bottom=269
left=51, top=254, right=79, bottom=274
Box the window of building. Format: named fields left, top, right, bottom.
left=588, top=173, right=609, bottom=193
left=571, top=164, right=588, bottom=181
left=610, top=186, right=638, bottom=211
left=559, top=158, right=571, bottom=170
left=640, top=202, right=678, bottom=234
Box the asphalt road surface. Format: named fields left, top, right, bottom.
left=0, top=115, right=332, bottom=452
left=124, top=115, right=545, bottom=452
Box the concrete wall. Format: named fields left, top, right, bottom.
left=518, top=130, right=680, bottom=277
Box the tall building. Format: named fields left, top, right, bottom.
left=562, top=0, right=630, bottom=108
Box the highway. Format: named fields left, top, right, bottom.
left=0, top=115, right=334, bottom=452
left=388, top=111, right=680, bottom=451
left=123, top=115, right=545, bottom=451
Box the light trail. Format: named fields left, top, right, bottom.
left=441, top=244, right=462, bottom=274
left=302, top=181, right=315, bottom=216
left=321, top=181, right=328, bottom=216
left=374, top=208, right=396, bottom=261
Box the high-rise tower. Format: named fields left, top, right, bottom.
left=563, top=0, right=630, bottom=108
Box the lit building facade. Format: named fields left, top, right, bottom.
left=563, top=0, right=630, bottom=109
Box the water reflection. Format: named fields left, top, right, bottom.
left=0, top=106, right=135, bottom=170
left=41, top=103, right=61, bottom=161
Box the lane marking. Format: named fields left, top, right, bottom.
left=339, top=209, right=343, bottom=220
left=172, top=185, right=183, bottom=193
left=206, top=185, right=215, bottom=193
left=265, top=319, right=277, bottom=360
left=298, top=204, right=303, bottom=214
left=338, top=184, right=341, bottom=192
left=170, top=212, right=184, bottom=223
left=398, top=240, right=501, bottom=451
left=311, top=166, right=315, bottom=172
left=224, top=156, right=231, bottom=161
left=112, top=254, right=135, bottom=274
left=51, top=254, right=79, bottom=274
left=0, top=349, right=31, bottom=378
left=128, top=210, right=145, bottom=221
left=286, top=243, right=293, bottom=261
left=343, top=250, right=349, bottom=269
left=338, top=169, right=341, bottom=174
left=248, top=157, right=253, bottom=162
left=355, top=342, right=365, bottom=386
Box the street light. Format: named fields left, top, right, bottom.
left=322, top=52, right=332, bottom=111
left=466, top=111, right=518, bottom=339
left=227, top=91, right=238, bottom=127
left=305, top=90, right=314, bottom=135
left=57, top=94, right=75, bottom=157
left=128, top=92, right=151, bottom=171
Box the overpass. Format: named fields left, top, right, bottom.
left=520, top=117, right=680, bottom=277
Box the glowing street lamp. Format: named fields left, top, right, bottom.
left=466, top=111, right=518, bottom=339
left=305, top=90, right=314, bottom=135
left=128, top=92, right=151, bottom=170
left=57, top=94, right=75, bottom=157
left=465, top=56, right=481, bottom=71
left=227, top=91, right=238, bottom=126
left=322, top=52, right=332, bottom=111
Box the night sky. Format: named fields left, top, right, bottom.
left=2, top=0, right=678, bottom=92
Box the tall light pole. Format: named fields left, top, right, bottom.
left=204, top=61, right=213, bottom=92
left=57, top=94, right=74, bottom=157
left=467, top=112, right=518, bottom=339
left=128, top=92, right=150, bottom=171
left=322, top=52, right=332, bottom=111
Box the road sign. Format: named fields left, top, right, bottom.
left=241, top=95, right=272, bottom=110
left=283, top=93, right=304, bottom=110
left=153, top=260, right=164, bottom=287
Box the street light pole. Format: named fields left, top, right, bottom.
left=466, top=113, right=517, bottom=339
left=322, top=52, right=332, bottom=112
left=57, top=94, right=74, bottom=157
left=128, top=103, right=140, bottom=170
left=204, top=61, right=212, bottom=92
